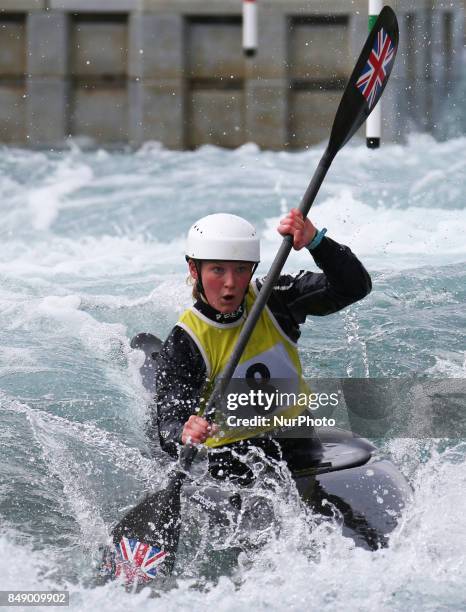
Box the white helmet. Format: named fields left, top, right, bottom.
left=185, top=213, right=260, bottom=262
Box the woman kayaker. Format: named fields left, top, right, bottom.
left=149, top=209, right=372, bottom=484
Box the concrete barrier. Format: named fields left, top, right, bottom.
left=0, top=0, right=463, bottom=149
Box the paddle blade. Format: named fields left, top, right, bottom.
left=329, top=6, right=399, bottom=155
left=98, top=477, right=183, bottom=586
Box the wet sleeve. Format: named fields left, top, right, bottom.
left=146, top=326, right=207, bottom=459
left=278, top=236, right=372, bottom=322
left=260, top=236, right=372, bottom=338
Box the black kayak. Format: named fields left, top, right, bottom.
left=126, top=333, right=411, bottom=552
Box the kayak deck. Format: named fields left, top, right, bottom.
left=184, top=428, right=411, bottom=551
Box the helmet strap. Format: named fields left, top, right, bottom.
left=240, top=262, right=259, bottom=303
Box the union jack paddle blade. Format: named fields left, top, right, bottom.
left=356, top=28, right=396, bottom=109
left=99, top=537, right=168, bottom=586
left=328, top=6, right=399, bottom=154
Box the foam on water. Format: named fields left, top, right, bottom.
left=1, top=135, right=465, bottom=281
left=0, top=135, right=465, bottom=609
left=0, top=440, right=464, bottom=611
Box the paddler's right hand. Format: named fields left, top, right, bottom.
left=181, top=415, right=217, bottom=445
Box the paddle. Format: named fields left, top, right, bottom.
left=104, top=6, right=399, bottom=585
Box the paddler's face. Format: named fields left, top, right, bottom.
left=189, top=260, right=253, bottom=313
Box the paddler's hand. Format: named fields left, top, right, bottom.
left=278, top=208, right=317, bottom=250
left=182, top=415, right=217, bottom=445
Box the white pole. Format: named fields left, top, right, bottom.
left=366, top=0, right=383, bottom=148
left=243, top=0, right=258, bottom=57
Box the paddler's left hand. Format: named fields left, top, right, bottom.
left=278, top=208, right=317, bottom=250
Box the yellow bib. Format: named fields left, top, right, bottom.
left=177, top=284, right=308, bottom=447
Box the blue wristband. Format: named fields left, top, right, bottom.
left=306, top=227, right=327, bottom=251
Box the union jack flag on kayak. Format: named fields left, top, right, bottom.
left=114, top=536, right=168, bottom=584
left=356, top=27, right=395, bottom=109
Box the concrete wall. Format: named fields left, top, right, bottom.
left=0, top=0, right=463, bottom=149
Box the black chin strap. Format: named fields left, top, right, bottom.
left=194, top=260, right=205, bottom=298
